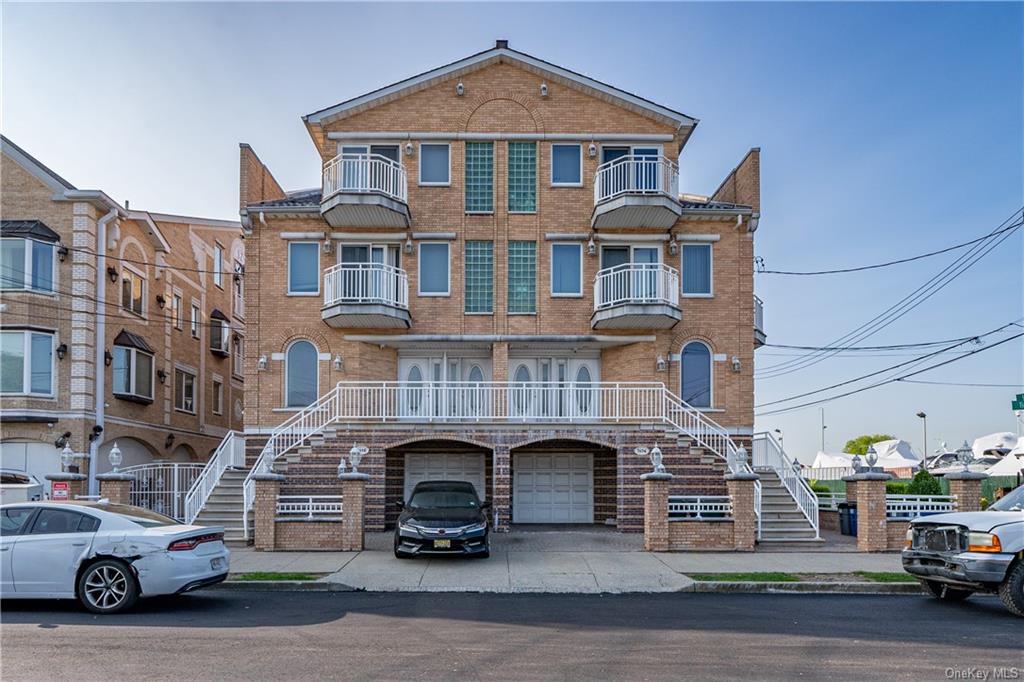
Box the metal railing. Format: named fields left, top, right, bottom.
left=816, top=492, right=845, bottom=511
left=124, top=462, right=206, bottom=521
left=668, top=495, right=732, bottom=520
left=594, top=263, right=680, bottom=310
left=754, top=295, right=765, bottom=335
left=276, top=495, right=343, bottom=519
left=323, top=262, right=409, bottom=309
left=322, top=152, right=407, bottom=204
left=594, top=154, right=679, bottom=204
left=752, top=431, right=820, bottom=538
left=802, top=466, right=856, bottom=481
left=886, top=494, right=956, bottom=520
left=182, top=431, right=245, bottom=525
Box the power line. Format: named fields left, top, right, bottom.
left=763, top=336, right=982, bottom=351
left=16, top=235, right=243, bottom=276
left=896, top=379, right=1024, bottom=388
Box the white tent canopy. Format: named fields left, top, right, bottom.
left=972, top=432, right=1017, bottom=458
left=808, top=439, right=919, bottom=471
left=986, top=437, right=1024, bottom=476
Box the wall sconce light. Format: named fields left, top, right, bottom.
left=157, top=369, right=167, bottom=384
left=104, top=350, right=113, bottom=366
left=455, top=82, right=465, bottom=96
left=405, top=142, right=414, bottom=156
left=57, top=245, right=69, bottom=262
left=107, top=266, right=119, bottom=283
left=333, top=355, right=343, bottom=371
left=540, top=82, right=548, bottom=97
left=588, top=143, right=597, bottom=158
left=348, top=445, right=368, bottom=474
left=56, top=343, right=68, bottom=361
left=668, top=235, right=679, bottom=256
left=54, top=431, right=71, bottom=449
left=656, top=355, right=667, bottom=372
left=322, top=239, right=333, bottom=255
left=164, top=434, right=175, bottom=450
left=404, top=236, right=413, bottom=255
left=257, top=355, right=268, bottom=371
left=731, top=356, right=742, bottom=373
left=89, top=424, right=103, bottom=443
left=587, top=236, right=596, bottom=256
left=156, top=294, right=166, bottom=308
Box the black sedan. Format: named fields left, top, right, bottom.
left=394, top=481, right=491, bottom=559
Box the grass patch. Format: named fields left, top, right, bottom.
left=687, top=572, right=798, bottom=582
left=853, top=571, right=918, bottom=583
left=233, top=572, right=319, bottom=582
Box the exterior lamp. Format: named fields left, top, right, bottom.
left=337, top=457, right=347, bottom=477
left=404, top=236, right=414, bottom=254
left=104, top=350, right=113, bottom=366
left=157, top=369, right=167, bottom=384
left=156, top=294, right=166, bottom=309
left=851, top=453, right=862, bottom=473
left=588, top=143, right=597, bottom=158
left=656, top=355, right=667, bottom=372
left=405, top=142, right=414, bottom=156
left=957, top=440, right=974, bottom=472
left=333, top=355, right=343, bottom=371
left=61, top=444, right=75, bottom=471
left=731, top=356, right=742, bottom=373
left=257, top=355, right=268, bottom=371
left=540, top=82, right=548, bottom=97
left=56, top=343, right=68, bottom=361
left=865, top=445, right=878, bottom=469
left=107, top=266, right=119, bottom=283
left=108, top=441, right=123, bottom=473
left=57, top=244, right=69, bottom=262
left=455, top=82, right=465, bottom=96
left=649, top=443, right=665, bottom=474
left=348, top=445, right=368, bottom=474
left=735, top=446, right=748, bottom=468
left=668, top=235, right=679, bottom=256
left=587, top=236, right=596, bottom=256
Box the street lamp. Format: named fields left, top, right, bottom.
left=851, top=453, right=863, bottom=473
left=916, top=412, right=928, bottom=471
left=956, top=440, right=974, bottom=472
left=108, top=441, right=123, bottom=474
left=865, top=444, right=879, bottom=470
left=61, top=444, right=75, bottom=472
left=348, top=445, right=368, bottom=474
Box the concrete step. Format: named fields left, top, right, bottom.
left=761, top=520, right=816, bottom=529
left=760, top=529, right=818, bottom=539
left=758, top=537, right=826, bottom=546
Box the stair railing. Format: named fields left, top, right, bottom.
left=182, top=431, right=244, bottom=526
left=752, top=431, right=819, bottom=537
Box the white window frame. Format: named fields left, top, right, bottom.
left=212, top=378, right=223, bottom=415
left=190, top=303, right=200, bottom=339
left=174, top=368, right=197, bottom=414
left=550, top=243, right=583, bottom=298
left=111, top=345, right=155, bottom=402
left=0, top=238, right=57, bottom=294
left=287, top=241, right=320, bottom=296
left=680, top=340, right=713, bottom=409
left=0, top=329, right=55, bottom=397
left=120, top=265, right=146, bottom=318
left=417, top=242, right=450, bottom=297
left=550, top=143, right=583, bottom=187
left=212, top=243, right=224, bottom=288
left=172, top=293, right=183, bottom=330
left=418, top=142, right=451, bottom=186
left=599, top=243, right=663, bottom=267
left=232, top=335, right=244, bottom=378
left=284, top=339, right=319, bottom=409
left=680, top=242, right=714, bottom=298
left=210, top=319, right=231, bottom=354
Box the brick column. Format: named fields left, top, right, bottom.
left=96, top=473, right=134, bottom=505
left=340, top=473, right=369, bottom=551
left=946, top=471, right=988, bottom=512
left=726, top=471, right=760, bottom=551
left=844, top=472, right=891, bottom=552
left=45, top=473, right=88, bottom=502
left=492, top=342, right=509, bottom=383
left=642, top=472, right=672, bottom=552
left=492, top=445, right=511, bottom=532
left=253, top=473, right=284, bottom=551
left=844, top=479, right=857, bottom=507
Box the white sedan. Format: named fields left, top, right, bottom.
left=1, top=501, right=229, bottom=613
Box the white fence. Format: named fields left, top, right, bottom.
left=594, top=154, right=678, bottom=204
left=594, top=263, right=680, bottom=310
left=816, top=492, right=844, bottom=511
left=752, top=431, right=819, bottom=538
left=182, top=432, right=245, bottom=525
left=323, top=262, right=409, bottom=309
left=323, top=152, right=407, bottom=204
left=276, top=495, right=343, bottom=519
left=668, top=495, right=732, bottom=520
left=886, top=495, right=956, bottom=520
left=124, top=462, right=206, bottom=521
left=802, top=466, right=856, bottom=481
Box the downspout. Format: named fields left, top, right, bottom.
left=89, top=209, right=118, bottom=496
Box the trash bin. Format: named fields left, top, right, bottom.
left=849, top=503, right=858, bottom=537
left=838, top=501, right=858, bottom=536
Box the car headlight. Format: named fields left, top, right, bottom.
left=905, top=528, right=913, bottom=548
left=399, top=522, right=422, bottom=534
left=967, top=532, right=1002, bottom=553
left=461, top=522, right=487, bottom=534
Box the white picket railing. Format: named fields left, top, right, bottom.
left=816, top=492, right=845, bottom=511
left=323, top=262, right=409, bottom=309
left=182, top=431, right=245, bottom=525
left=594, top=154, right=679, bottom=204
left=594, top=263, right=680, bottom=310
left=276, top=495, right=344, bottom=519
left=124, top=462, right=206, bottom=521
left=802, top=466, right=856, bottom=481
left=668, top=495, right=732, bottom=520
left=323, top=152, right=407, bottom=204
left=752, top=431, right=820, bottom=538
left=886, top=494, right=956, bottom=520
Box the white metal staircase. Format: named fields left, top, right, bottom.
left=177, top=432, right=250, bottom=544
left=751, top=432, right=821, bottom=542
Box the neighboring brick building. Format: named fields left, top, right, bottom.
left=239, top=41, right=766, bottom=533
left=0, top=136, right=245, bottom=496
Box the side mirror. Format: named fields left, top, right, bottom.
left=481, top=500, right=492, bottom=510
left=395, top=501, right=405, bottom=510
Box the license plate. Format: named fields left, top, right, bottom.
left=433, top=539, right=451, bottom=549
left=210, top=557, right=226, bottom=571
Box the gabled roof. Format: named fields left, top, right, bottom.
left=0, top=220, right=62, bottom=243
left=1, top=134, right=77, bottom=193
left=304, top=41, right=697, bottom=130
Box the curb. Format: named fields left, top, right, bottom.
left=217, top=581, right=358, bottom=592
left=691, top=581, right=925, bottom=595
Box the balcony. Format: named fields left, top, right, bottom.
left=321, top=262, right=411, bottom=329
left=754, top=294, right=766, bottom=347
left=591, top=263, right=681, bottom=329
left=320, top=153, right=410, bottom=228
left=591, top=155, right=682, bottom=229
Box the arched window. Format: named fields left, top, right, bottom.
left=468, top=365, right=484, bottom=383
left=513, top=364, right=532, bottom=414
left=405, top=365, right=423, bottom=414
left=575, top=365, right=592, bottom=414
left=681, top=341, right=712, bottom=408
left=285, top=341, right=318, bottom=408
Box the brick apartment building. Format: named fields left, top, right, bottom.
left=237, top=41, right=767, bottom=535
left=0, top=136, right=245, bottom=497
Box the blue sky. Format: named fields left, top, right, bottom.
left=3, top=2, right=1022, bottom=460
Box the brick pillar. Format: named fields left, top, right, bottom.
left=340, top=473, right=369, bottom=551
left=726, top=471, right=760, bottom=551
left=844, top=479, right=857, bottom=507
left=642, top=472, right=672, bottom=551
left=492, top=342, right=509, bottom=383
left=492, top=445, right=511, bottom=532
left=45, top=473, right=87, bottom=502
left=96, top=473, right=134, bottom=505
left=253, top=473, right=284, bottom=551
left=844, top=472, right=891, bottom=552
left=947, top=471, right=988, bottom=512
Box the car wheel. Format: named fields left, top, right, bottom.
left=997, top=561, right=1024, bottom=617
left=923, top=579, right=973, bottom=602
left=77, top=559, right=139, bottom=614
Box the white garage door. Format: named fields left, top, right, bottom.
left=513, top=453, right=593, bottom=523
left=404, top=453, right=486, bottom=501
left=0, top=441, right=62, bottom=496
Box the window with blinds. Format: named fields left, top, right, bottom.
left=681, top=243, right=712, bottom=295
left=465, top=240, right=493, bottom=313
left=508, top=241, right=536, bottom=314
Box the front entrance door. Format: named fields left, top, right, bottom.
left=398, top=355, right=492, bottom=419
left=513, top=452, right=594, bottom=523
left=508, top=357, right=600, bottom=420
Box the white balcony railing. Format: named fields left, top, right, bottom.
left=322, top=152, right=408, bottom=204
left=323, top=262, right=409, bottom=309
left=594, top=263, right=680, bottom=310
left=594, top=154, right=679, bottom=205
left=668, top=495, right=733, bottom=520
left=276, top=495, right=343, bottom=519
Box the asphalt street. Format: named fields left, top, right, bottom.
left=2, top=590, right=1021, bottom=681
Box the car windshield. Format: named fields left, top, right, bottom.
left=409, top=490, right=478, bottom=509
left=989, top=485, right=1024, bottom=512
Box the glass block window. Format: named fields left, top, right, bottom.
left=464, top=241, right=493, bottom=314
left=508, top=241, right=536, bottom=314
left=507, top=142, right=536, bottom=213
left=464, top=142, right=493, bottom=213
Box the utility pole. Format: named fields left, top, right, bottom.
left=820, top=408, right=827, bottom=452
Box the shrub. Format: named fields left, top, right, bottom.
left=886, top=481, right=909, bottom=495
left=810, top=481, right=831, bottom=494
left=906, top=470, right=942, bottom=496
left=980, top=497, right=990, bottom=510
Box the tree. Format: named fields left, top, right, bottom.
left=843, top=434, right=895, bottom=455
left=906, top=469, right=942, bottom=496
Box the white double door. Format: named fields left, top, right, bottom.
left=398, top=355, right=493, bottom=418
left=508, top=357, right=601, bottom=420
